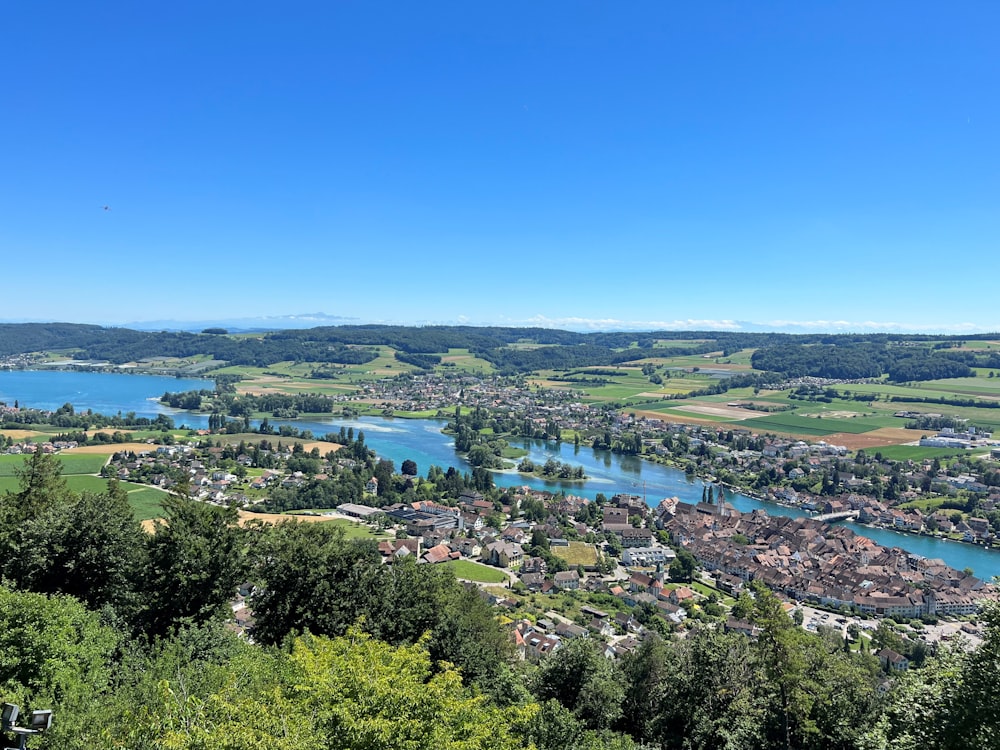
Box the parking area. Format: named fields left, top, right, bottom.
left=796, top=603, right=983, bottom=649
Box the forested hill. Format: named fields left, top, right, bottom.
left=750, top=341, right=1000, bottom=382
left=2, top=322, right=1000, bottom=378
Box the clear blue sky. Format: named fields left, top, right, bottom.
left=2, top=2, right=998, bottom=333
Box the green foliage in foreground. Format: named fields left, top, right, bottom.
left=102, top=629, right=534, bottom=750
left=0, top=588, right=118, bottom=744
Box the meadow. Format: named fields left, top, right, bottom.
left=551, top=541, right=599, bottom=567
left=0, top=453, right=108, bottom=475
left=443, top=559, right=509, bottom=583
left=280, top=515, right=387, bottom=540
left=0, top=452, right=169, bottom=521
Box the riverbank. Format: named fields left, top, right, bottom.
left=639, top=449, right=1000, bottom=561
left=4, top=370, right=999, bottom=577
left=514, top=469, right=589, bottom=483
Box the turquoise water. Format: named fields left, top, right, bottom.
left=3, top=370, right=998, bottom=578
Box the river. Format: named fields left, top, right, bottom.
left=1, top=369, right=998, bottom=578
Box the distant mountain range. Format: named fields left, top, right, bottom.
left=119, top=313, right=363, bottom=333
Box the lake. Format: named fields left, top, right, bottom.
left=2, top=369, right=998, bottom=578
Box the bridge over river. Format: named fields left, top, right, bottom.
left=812, top=510, right=860, bottom=522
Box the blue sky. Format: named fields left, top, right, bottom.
left=2, top=2, right=998, bottom=333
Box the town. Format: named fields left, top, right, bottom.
left=26, top=369, right=987, bottom=672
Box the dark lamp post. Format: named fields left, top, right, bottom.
left=1, top=705, right=52, bottom=750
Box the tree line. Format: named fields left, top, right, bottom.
left=7, top=322, right=1000, bottom=377
left=752, top=342, right=976, bottom=382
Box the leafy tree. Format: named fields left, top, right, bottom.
left=748, top=582, right=882, bottom=750
left=0, top=586, right=118, bottom=745
left=731, top=591, right=755, bottom=621
left=2, top=451, right=69, bottom=524
left=669, top=547, right=697, bottom=582
left=870, top=620, right=904, bottom=654
left=365, top=557, right=454, bottom=646
left=123, top=628, right=533, bottom=750
left=947, top=602, right=1000, bottom=747
left=650, top=625, right=764, bottom=749
left=881, top=601, right=1000, bottom=749
left=140, top=496, right=247, bottom=636
left=428, top=583, right=520, bottom=700
left=618, top=635, right=673, bottom=742
left=532, top=637, right=624, bottom=730
left=9, top=480, right=146, bottom=618
left=294, top=631, right=534, bottom=750
left=250, top=521, right=381, bottom=645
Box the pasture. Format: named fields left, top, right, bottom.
left=126, top=485, right=170, bottom=520
left=651, top=338, right=715, bottom=349
left=869, top=445, right=973, bottom=461
left=279, top=515, right=386, bottom=540
left=551, top=541, right=599, bottom=567
left=0, top=453, right=108, bottom=476
left=0, top=455, right=168, bottom=521
left=437, top=348, right=496, bottom=374
left=444, top=559, right=509, bottom=583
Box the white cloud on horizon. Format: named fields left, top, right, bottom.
left=5, top=312, right=999, bottom=336
left=762, top=319, right=998, bottom=334
left=505, top=315, right=743, bottom=331
left=487, top=315, right=1000, bottom=334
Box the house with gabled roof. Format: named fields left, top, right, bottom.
left=553, top=570, right=580, bottom=590
left=484, top=541, right=523, bottom=569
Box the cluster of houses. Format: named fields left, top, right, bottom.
left=333, top=370, right=1000, bottom=544
left=3, top=439, right=79, bottom=455
left=661, top=499, right=996, bottom=619
left=642, top=420, right=1000, bottom=541
left=104, top=440, right=383, bottom=507
left=511, top=609, right=644, bottom=661
left=355, top=490, right=685, bottom=590
left=356, top=372, right=599, bottom=432
left=107, top=444, right=277, bottom=505
left=334, top=491, right=705, bottom=662
left=769, top=487, right=998, bottom=543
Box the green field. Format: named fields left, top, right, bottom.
left=0, top=452, right=166, bottom=521
left=547, top=368, right=715, bottom=404
left=870, top=445, right=972, bottom=461
left=897, top=497, right=948, bottom=512
left=918, top=376, right=1000, bottom=399
left=551, top=541, right=599, bottom=567
left=436, top=348, right=496, bottom=374
left=391, top=409, right=447, bottom=419
left=282, top=516, right=387, bottom=540
left=218, top=344, right=498, bottom=393
left=0, top=474, right=111, bottom=495
left=443, top=559, right=509, bottom=583
left=641, top=407, right=735, bottom=422
left=0, top=453, right=108, bottom=476
left=126, top=485, right=170, bottom=520
left=0, top=468, right=168, bottom=521
left=651, top=339, right=715, bottom=349
left=846, top=381, right=1000, bottom=402
left=741, top=413, right=886, bottom=436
